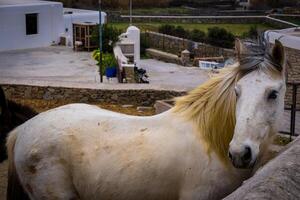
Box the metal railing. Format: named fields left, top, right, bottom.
left=280, top=82, right=299, bottom=139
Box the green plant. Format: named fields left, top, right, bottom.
left=173, top=26, right=188, bottom=38
left=189, top=29, right=206, bottom=42
left=207, top=27, right=235, bottom=48
left=158, top=24, right=176, bottom=35
left=158, top=24, right=188, bottom=38
left=140, top=32, right=150, bottom=56
left=91, top=25, right=122, bottom=53
left=92, top=50, right=117, bottom=74
left=241, top=25, right=259, bottom=39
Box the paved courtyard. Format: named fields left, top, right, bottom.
left=0, top=46, right=209, bottom=91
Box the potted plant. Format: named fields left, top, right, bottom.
left=92, top=51, right=117, bottom=78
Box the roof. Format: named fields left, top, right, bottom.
left=266, top=27, right=300, bottom=50
left=63, top=8, right=99, bottom=15
left=0, top=0, right=61, bottom=7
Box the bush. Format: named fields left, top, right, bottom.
left=207, top=27, right=235, bottom=48
left=158, top=24, right=188, bottom=38
left=91, top=25, right=122, bottom=53
left=140, top=33, right=150, bottom=56
left=189, top=29, right=206, bottom=43
left=173, top=26, right=188, bottom=38
left=158, top=24, right=176, bottom=35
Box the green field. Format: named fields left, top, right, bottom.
left=119, top=7, right=191, bottom=15
left=111, top=23, right=275, bottom=36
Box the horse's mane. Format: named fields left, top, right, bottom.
left=173, top=39, right=284, bottom=164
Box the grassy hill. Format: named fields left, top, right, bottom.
left=50, top=0, right=236, bottom=9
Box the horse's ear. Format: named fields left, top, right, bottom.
left=235, top=39, right=245, bottom=60
left=271, top=40, right=286, bottom=72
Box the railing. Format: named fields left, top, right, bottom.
left=280, top=82, right=300, bottom=139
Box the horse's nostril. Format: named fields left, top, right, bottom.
left=228, top=151, right=233, bottom=161
left=242, top=146, right=252, bottom=162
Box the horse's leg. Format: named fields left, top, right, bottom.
left=18, top=158, right=79, bottom=200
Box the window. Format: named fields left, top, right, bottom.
left=26, top=13, right=38, bottom=35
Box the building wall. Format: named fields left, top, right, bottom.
left=0, top=3, right=64, bottom=51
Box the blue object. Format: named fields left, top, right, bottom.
left=105, top=67, right=117, bottom=78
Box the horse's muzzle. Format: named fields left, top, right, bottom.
left=228, top=145, right=255, bottom=168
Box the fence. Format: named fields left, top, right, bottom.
left=142, top=31, right=235, bottom=59
left=281, top=82, right=300, bottom=138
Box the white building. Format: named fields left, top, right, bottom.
left=63, top=8, right=107, bottom=47
left=237, top=0, right=250, bottom=10
left=0, top=0, right=106, bottom=51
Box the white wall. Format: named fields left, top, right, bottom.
left=0, top=2, right=64, bottom=51
left=265, top=28, right=300, bottom=50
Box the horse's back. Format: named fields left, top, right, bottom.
left=12, top=104, right=185, bottom=199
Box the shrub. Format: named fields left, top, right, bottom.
left=140, top=33, right=150, bottom=56
left=207, top=27, right=235, bottom=48
left=173, top=26, right=188, bottom=38
left=158, top=24, right=188, bottom=38
left=189, top=29, right=206, bottom=43
left=158, top=24, right=176, bottom=35
left=91, top=25, right=122, bottom=53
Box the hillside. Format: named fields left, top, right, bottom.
left=49, top=0, right=235, bottom=9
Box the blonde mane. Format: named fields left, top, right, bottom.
left=173, top=66, right=240, bottom=164
left=173, top=63, right=282, bottom=164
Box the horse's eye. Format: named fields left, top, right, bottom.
left=268, top=90, right=278, bottom=100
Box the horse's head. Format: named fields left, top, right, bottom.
left=229, top=40, right=286, bottom=169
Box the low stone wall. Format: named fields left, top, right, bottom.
left=146, top=48, right=181, bottom=65
left=143, top=31, right=235, bottom=58
left=285, top=47, right=300, bottom=109
left=122, top=15, right=266, bottom=24
left=120, top=15, right=296, bottom=29
left=1, top=85, right=186, bottom=107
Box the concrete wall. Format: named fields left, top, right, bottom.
left=0, top=2, right=64, bottom=51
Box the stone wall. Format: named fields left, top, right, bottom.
left=285, top=47, right=300, bottom=109
left=1, top=85, right=185, bottom=107
left=122, top=15, right=266, bottom=24
left=117, top=15, right=296, bottom=29
left=143, top=31, right=235, bottom=58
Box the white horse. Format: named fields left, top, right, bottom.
left=7, top=40, right=286, bottom=200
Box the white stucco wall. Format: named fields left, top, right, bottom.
left=0, top=2, right=64, bottom=51
left=265, top=28, right=300, bottom=50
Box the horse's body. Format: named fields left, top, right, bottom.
left=9, top=104, right=248, bottom=200
left=7, top=40, right=287, bottom=200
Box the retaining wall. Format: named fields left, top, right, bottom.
left=143, top=31, right=235, bottom=58
left=113, top=15, right=297, bottom=29
left=1, top=85, right=185, bottom=107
